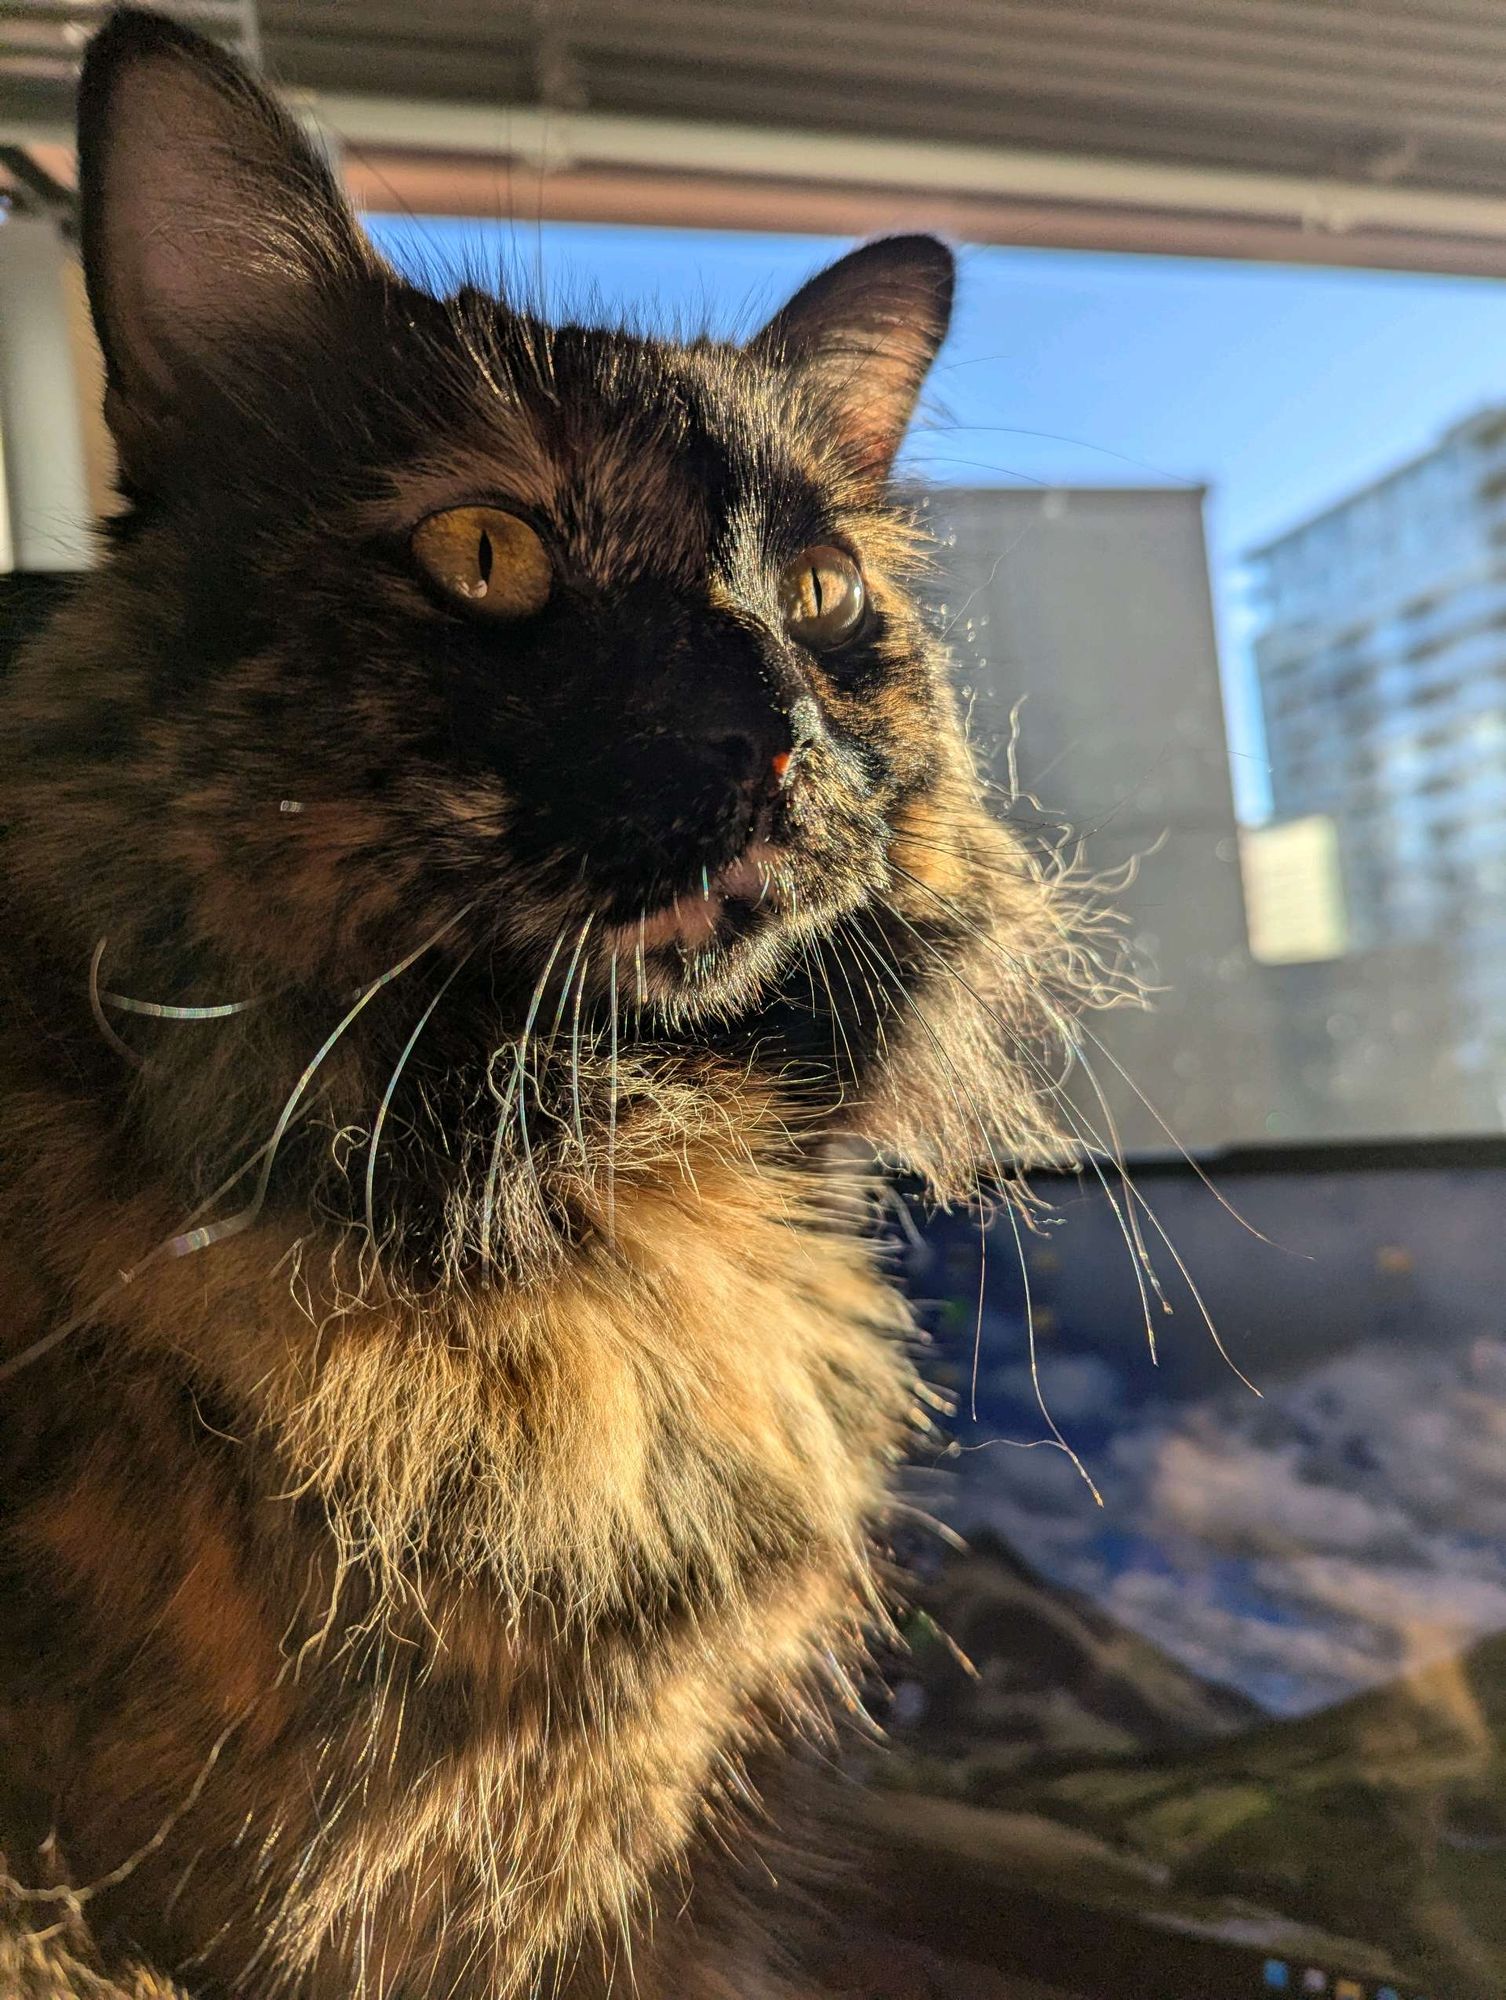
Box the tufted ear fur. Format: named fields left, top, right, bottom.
left=749, top=234, right=954, bottom=485
left=76, top=8, right=387, bottom=490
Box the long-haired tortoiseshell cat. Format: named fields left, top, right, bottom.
left=0, top=12, right=1095, bottom=1996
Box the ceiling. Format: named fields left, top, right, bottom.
left=8, top=0, right=1506, bottom=273
left=265, top=0, right=1506, bottom=194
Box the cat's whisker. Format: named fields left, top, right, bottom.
left=100, top=985, right=271, bottom=1020
left=545, top=914, right=594, bottom=1043
left=88, top=929, right=290, bottom=1066
left=849, top=911, right=1102, bottom=1498
left=824, top=924, right=868, bottom=1088
left=1066, top=1013, right=1286, bottom=1252
left=795, top=937, right=822, bottom=1028
left=1060, top=1024, right=1170, bottom=1343
left=808, top=937, right=858, bottom=1096
left=847, top=914, right=999, bottom=1422
left=879, top=862, right=1258, bottom=1397
left=606, top=953, right=619, bottom=1242
left=876, top=889, right=1163, bottom=1364
left=884, top=853, right=1252, bottom=1390
left=363, top=940, right=482, bottom=1258
left=1086, top=1112, right=1264, bottom=1400
left=829, top=918, right=889, bottom=1062
left=479, top=923, right=569, bottom=1264
left=853, top=913, right=1008, bottom=1192
left=171, top=902, right=477, bottom=1263
left=894, top=847, right=1143, bottom=1019
left=515, top=932, right=577, bottom=1206
left=570, top=947, right=591, bottom=1163
left=1031, top=1076, right=1163, bottom=1360
left=88, top=937, right=144, bottom=1068
left=1007, top=1169, right=1100, bottom=1507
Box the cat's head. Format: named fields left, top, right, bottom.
left=6, top=10, right=1105, bottom=1234
left=66, top=10, right=969, bottom=1026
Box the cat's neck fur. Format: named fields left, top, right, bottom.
left=0, top=1005, right=914, bottom=1993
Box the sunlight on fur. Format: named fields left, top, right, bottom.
left=0, top=11, right=1174, bottom=1999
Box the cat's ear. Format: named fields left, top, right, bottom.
left=750, top=235, right=954, bottom=485
left=77, top=8, right=385, bottom=484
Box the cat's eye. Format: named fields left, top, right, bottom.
left=778, top=545, right=866, bottom=651
left=411, top=506, right=552, bottom=619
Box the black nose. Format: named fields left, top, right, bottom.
left=703, top=728, right=776, bottom=796
left=673, top=719, right=783, bottom=851
left=698, top=688, right=822, bottom=796
left=544, top=592, right=823, bottom=912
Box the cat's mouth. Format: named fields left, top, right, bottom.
left=607, top=841, right=788, bottom=961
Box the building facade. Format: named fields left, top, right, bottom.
left=926, top=485, right=1272, bottom=1155
left=1248, top=408, right=1506, bottom=1131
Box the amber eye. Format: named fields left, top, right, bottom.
left=778, top=545, right=866, bottom=650
left=411, top=506, right=552, bottom=619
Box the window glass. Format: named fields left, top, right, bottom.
left=373, top=217, right=1506, bottom=1148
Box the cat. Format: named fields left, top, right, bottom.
left=0, top=10, right=1100, bottom=1996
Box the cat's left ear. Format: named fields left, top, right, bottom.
left=749, top=235, right=954, bottom=486
left=76, top=8, right=388, bottom=487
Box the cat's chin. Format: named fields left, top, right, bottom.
left=625, top=842, right=784, bottom=954
left=595, top=839, right=801, bottom=1012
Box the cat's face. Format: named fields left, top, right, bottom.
left=71, top=11, right=961, bottom=1029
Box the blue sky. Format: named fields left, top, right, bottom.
left=368, top=216, right=1506, bottom=821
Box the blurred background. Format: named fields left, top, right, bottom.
left=8, top=7, right=1506, bottom=1997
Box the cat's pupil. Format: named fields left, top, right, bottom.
left=477, top=529, right=493, bottom=590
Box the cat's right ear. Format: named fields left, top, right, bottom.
left=749, top=235, right=955, bottom=489
left=77, top=9, right=385, bottom=487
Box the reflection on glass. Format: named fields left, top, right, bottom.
left=874, top=1163, right=1506, bottom=2000
left=1247, top=411, right=1506, bottom=1141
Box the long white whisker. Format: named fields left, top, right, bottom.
left=1068, top=1015, right=1291, bottom=1251
left=852, top=910, right=1102, bottom=1497
left=89, top=938, right=143, bottom=1068
left=1116, top=1171, right=1263, bottom=1399
left=1064, top=1027, right=1170, bottom=1350
left=824, top=924, right=880, bottom=1061
left=363, top=942, right=481, bottom=1252
left=880, top=865, right=1261, bottom=1397
left=849, top=917, right=998, bottom=1417
left=1003, top=1196, right=1102, bottom=1506
left=606, top=951, right=619, bottom=1241
left=479, top=924, right=569, bottom=1263
left=91, top=935, right=278, bottom=1023
left=570, top=947, right=591, bottom=1161
left=808, top=937, right=856, bottom=1098
left=892, top=850, right=1270, bottom=1258
left=102, top=990, right=269, bottom=1021
left=851, top=916, right=1101, bottom=1488
left=172, top=902, right=476, bottom=1259
left=878, top=893, right=1161, bottom=1363
left=546, top=915, right=594, bottom=1042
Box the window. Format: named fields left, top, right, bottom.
left=370, top=216, right=1506, bottom=1150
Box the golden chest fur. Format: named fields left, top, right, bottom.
left=1, top=1080, right=914, bottom=1995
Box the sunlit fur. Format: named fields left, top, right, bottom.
left=0, top=12, right=1125, bottom=1998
